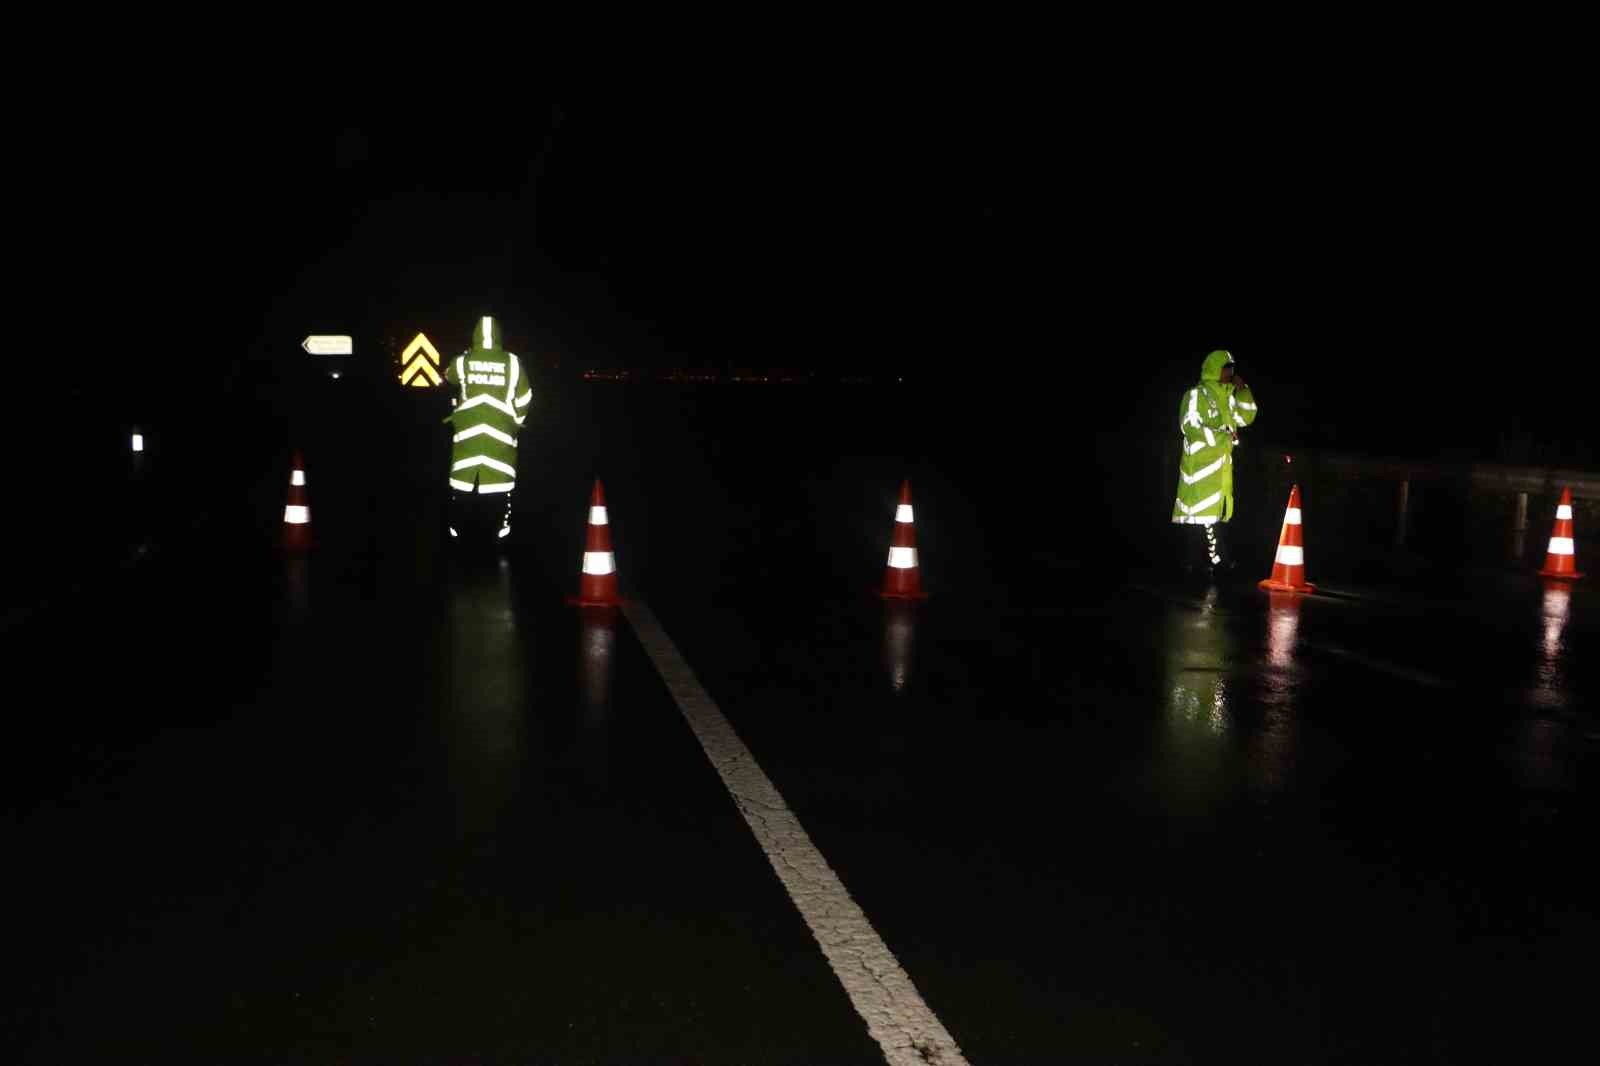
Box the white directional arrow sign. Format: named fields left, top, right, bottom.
left=302, top=335, right=354, bottom=355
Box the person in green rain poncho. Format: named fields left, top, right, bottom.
left=443, top=314, right=533, bottom=544
left=1171, top=349, right=1258, bottom=573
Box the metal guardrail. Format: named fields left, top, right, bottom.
left=1257, top=446, right=1600, bottom=499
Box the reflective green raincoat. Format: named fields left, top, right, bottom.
left=444, top=315, right=532, bottom=495
left=1171, top=349, right=1258, bottom=525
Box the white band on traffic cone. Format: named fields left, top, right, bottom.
left=1548, top=537, right=1575, bottom=556
left=583, top=552, right=616, bottom=575
left=590, top=506, right=609, bottom=526
left=888, top=547, right=918, bottom=569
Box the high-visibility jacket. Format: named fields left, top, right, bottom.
left=1171, top=349, right=1258, bottom=525
left=444, top=315, right=532, bottom=494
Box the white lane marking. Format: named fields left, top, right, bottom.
left=623, top=601, right=967, bottom=1066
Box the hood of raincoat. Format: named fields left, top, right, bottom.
left=470, top=315, right=504, bottom=352
left=1200, top=349, right=1234, bottom=382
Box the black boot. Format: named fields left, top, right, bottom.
left=1175, top=525, right=1201, bottom=576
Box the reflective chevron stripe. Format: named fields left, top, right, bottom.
left=453, top=424, right=518, bottom=447
left=452, top=455, right=517, bottom=478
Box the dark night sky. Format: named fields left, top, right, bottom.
left=29, top=70, right=1594, bottom=465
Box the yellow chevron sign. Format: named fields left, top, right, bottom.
left=399, top=333, right=443, bottom=387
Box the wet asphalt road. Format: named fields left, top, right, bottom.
left=5, top=382, right=1597, bottom=1064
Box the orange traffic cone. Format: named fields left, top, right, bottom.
left=880, top=480, right=928, bottom=600
left=568, top=479, right=622, bottom=606
left=282, top=450, right=312, bottom=553
left=1259, top=484, right=1314, bottom=593
left=1538, top=487, right=1584, bottom=580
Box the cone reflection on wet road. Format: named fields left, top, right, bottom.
left=579, top=607, right=618, bottom=724
left=1266, top=592, right=1301, bottom=671
left=575, top=606, right=618, bottom=796
left=1513, top=558, right=1580, bottom=788
left=1541, top=581, right=1572, bottom=664
left=1254, top=592, right=1304, bottom=796
left=283, top=556, right=311, bottom=620
left=882, top=601, right=918, bottom=694
left=1526, top=579, right=1574, bottom=712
